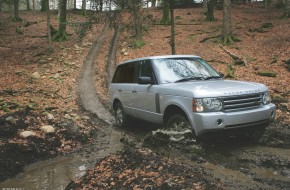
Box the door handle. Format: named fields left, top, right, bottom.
left=118, top=89, right=122, bottom=92
left=132, top=90, right=137, bottom=93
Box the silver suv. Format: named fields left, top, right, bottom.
left=109, top=55, right=276, bottom=137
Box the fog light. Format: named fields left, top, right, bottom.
left=216, top=119, right=223, bottom=126
left=270, top=110, right=276, bottom=120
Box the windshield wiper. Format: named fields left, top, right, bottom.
left=175, top=77, right=204, bottom=83
left=203, top=76, right=223, bottom=80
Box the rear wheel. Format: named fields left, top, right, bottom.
left=114, top=102, right=128, bottom=128
left=166, top=114, right=195, bottom=141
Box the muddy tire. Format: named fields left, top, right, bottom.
left=166, top=114, right=195, bottom=141
left=114, top=102, right=128, bottom=128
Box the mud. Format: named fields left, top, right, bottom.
left=0, top=109, right=96, bottom=183
left=107, top=120, right=290, bottom=189
left=0, top=111, right=55, bottom=181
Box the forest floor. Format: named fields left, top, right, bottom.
left=0, top=2, right=290, bottom=189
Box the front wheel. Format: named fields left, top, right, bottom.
left=166, top=114, right=195, bottom=141
left=114, top=102, right=128, bottom=128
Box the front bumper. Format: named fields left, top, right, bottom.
left=191, top=103, right=276, bottom=136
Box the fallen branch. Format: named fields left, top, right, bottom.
left=0, top=46, right=12, bottom=49
left=24, top=35, right=48, bottom=38
left=153, top=23, right=202, bottom=26
left=199, top=34, right=221, bottom=43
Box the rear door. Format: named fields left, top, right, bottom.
left=111, top=62, right=137, bottom=116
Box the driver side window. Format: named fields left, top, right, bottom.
left=140, top=60, right=154, bottom=79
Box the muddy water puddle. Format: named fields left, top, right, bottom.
left=0, top=129, right=123, bottom=190
left=1, top=120, right=289, bottom=190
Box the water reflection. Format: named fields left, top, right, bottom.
left=0, top=130, right=123, bottom=190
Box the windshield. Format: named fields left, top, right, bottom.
left=153, top=58, right=221, bottom=84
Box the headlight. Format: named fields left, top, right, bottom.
left=262, top=92, right=271, bottom=104
left=193, top=98, right=223, bottom=112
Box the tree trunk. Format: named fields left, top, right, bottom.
left=82, top=0, right=86, bottom=10
left=46, top=0, right=51, bottom=44
left=32, top=0, right=35, bottom=11
left=41, top=0, right=48, bottom=12
left=284, top=0, right=290, bottom=18
left=131, top=2, right=141, bottom=40
left=26, top=0, right=31, bottom=10
left=73, top=0, right=76, bottom=10
left=222, top=0, right=233, bottom=44
left=152, top=0, right=156, bottom=7
left=99, top=0, right=103, bottom=11
left=276, top=0, right=284, bottom=8
left=170, top=0, right=175, bottom=55
left=13, top=0, right=21, bottom=21
left=53, top=0, right=68, bottom=41
left=206, top=0, right=215, bottom=21
left=161, top=0, right=170, bottom=24
left=203, top=0, right=208, bottom=15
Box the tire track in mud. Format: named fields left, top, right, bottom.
left=77, top=16, right=124, bottom=157
left=78, top=23, right=114, bottom=125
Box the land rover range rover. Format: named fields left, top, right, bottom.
left=109, top=55, right=276, bottom=137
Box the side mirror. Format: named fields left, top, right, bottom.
left=138, top=77, right=154, bottom=85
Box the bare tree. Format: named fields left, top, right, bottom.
left=128, top=0, right=143, bottom=40
left=41, top=0, right=48, bottom=12
left=222, top=0, right=233, bottom=44
left=203, top=0, right=208, bottom=15
left=52, top=0, right=68, bottom=41
left=13, top=0, right=22, bottom=21
left=170, top=0, right=175, bottom=54
left=82, top=0, right=86, bottom=10
left=161, top=0, right=170, bottom=24
left=32, top=0, right=35, bottom=11
left=46, top=0, right=52, bottom=46
left=206, top=0, right=215, bottom=21
left=25, top=0, right=31, bottom=10
left=284, top=0, right=290, bottom=18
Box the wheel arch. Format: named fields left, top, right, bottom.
left=163, top=104, right=197, bottom=135
left=163, top=105, right=188, bottom=126
left=112, top=98, right=121, bottom=110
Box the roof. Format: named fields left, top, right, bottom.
left=119, top=55, right=201, bottom=65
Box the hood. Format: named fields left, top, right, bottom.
left=159, top=80, right=268, bottom=98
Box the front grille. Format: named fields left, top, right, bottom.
left=223, top=93, right=262, bottom=112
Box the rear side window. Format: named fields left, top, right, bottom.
left=112, top=65, right=124, bottom=83
left=112, top=62, right=136, bottom=83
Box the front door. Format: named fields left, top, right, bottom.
left=132, top=60, right=159, bottom=122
